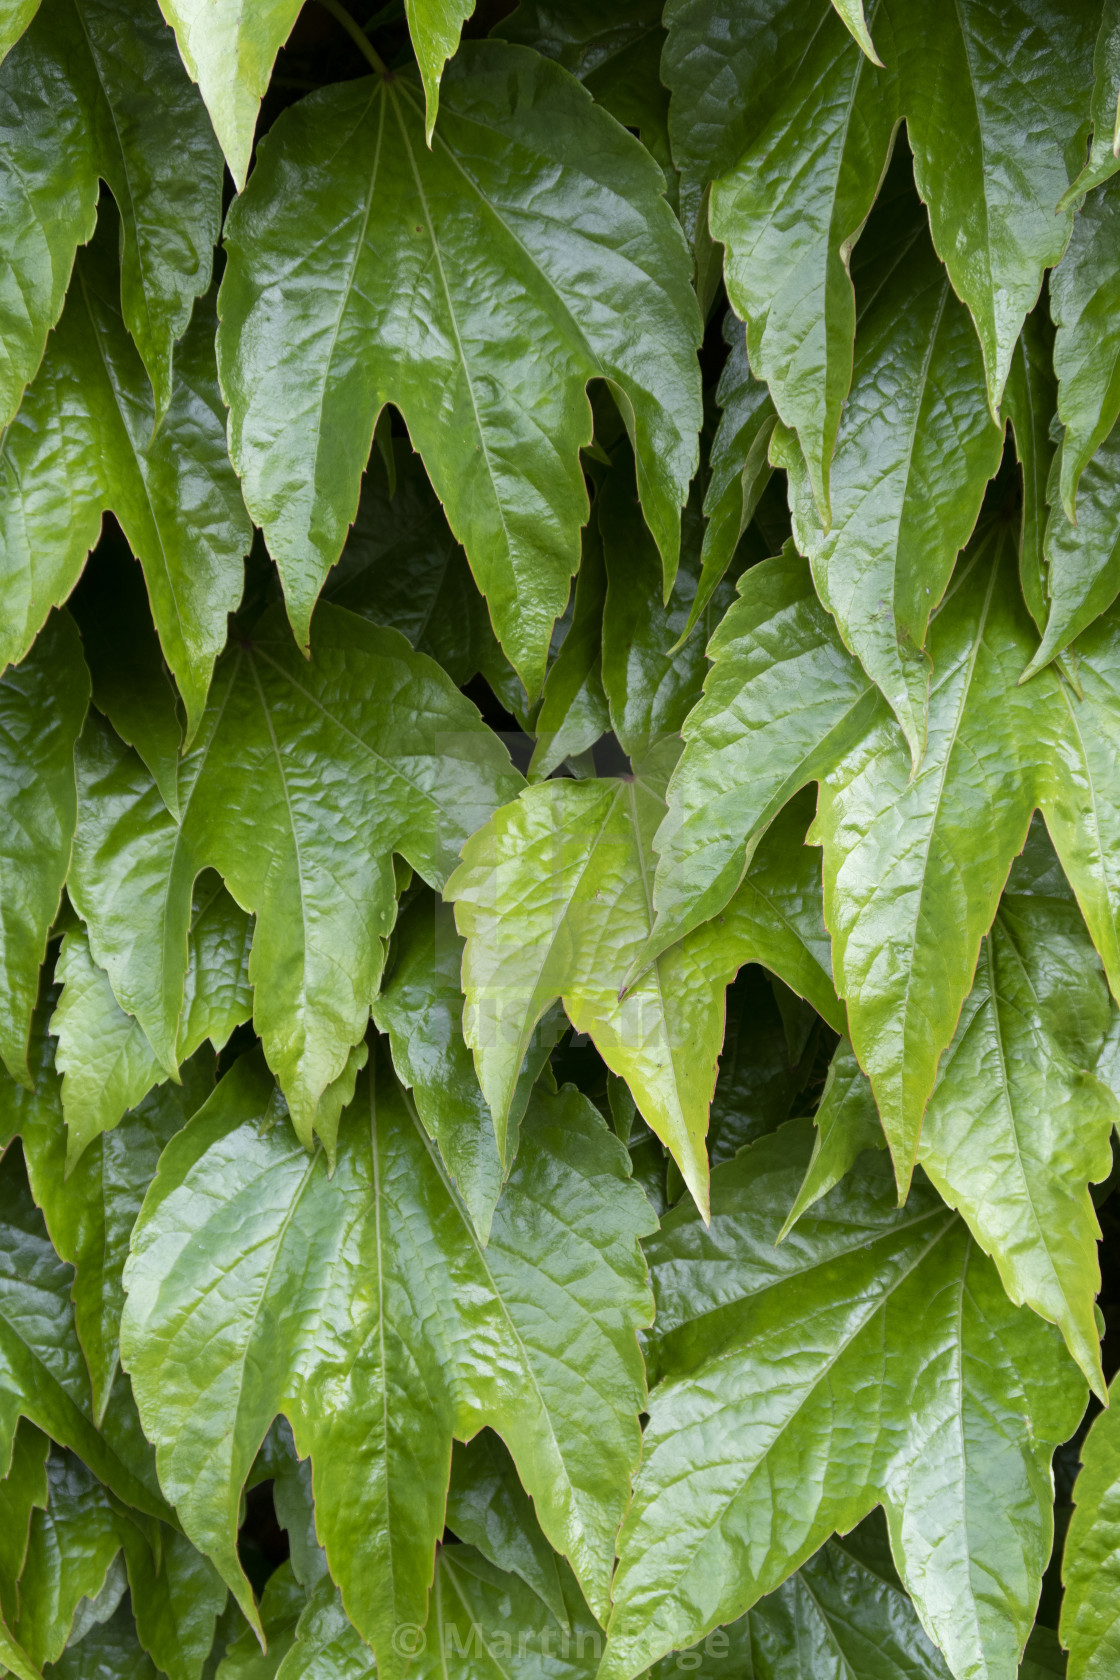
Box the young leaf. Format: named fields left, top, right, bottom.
left=446, top=1432, right=569, bottom=1631
left=643, top=543, right=877, bottom=970
left=120, top=1052, right=655, bottom=1669
left=154, top=0, right=303, bottom=190
left=600, top=1122, right=1087, bottom=1680
left=1050, top=182, right=1120, bottom=520
left=218, top=42, right=701, bottom=694
left=705, top=0, right=897, bottom=520
left=0, top=0, right=221, bottom=427
left=0, top=225, right=250, bottom=732
left=372, top=890, right=560, bottom=1235
left=405, top=0, right=475, bottom=140
left=774, top=210, right=1003, bottom=764
left=0, top=612, right=89, bottom=1085
left=889, top=0, right=1096, bottom=417
left=1061, top=1372, right=1120, bottom=1680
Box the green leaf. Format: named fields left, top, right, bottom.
left=322, top=438, right=501, bottom=689
left=1050, top=182, right=1120, bottom=520
left=217, top=41, right=701, bottom=694
left=705, top=967, right=820, bottom=1170
left=529, top=517, right=609, bottom=783
left=0, top=223, right=250, bottom=732
left=216, top=1562, right=303, bottom=1680
left=1027, top=438, right=1120, bottom=680
left=648, top=1519, right=952, bottom=1680
left=830, top=0, right=882, bottom=62
left=1002, top=308, right=1058, bottom=631
left=47, top=1596, right=159, bottom=1680
left=446, top=1433, right=569, bottom=1631
left=15, top=1453, right=127, bottom=1668
left=684, top=312, right=775, bottom=640
left=154, top=0, right=303, bottom=190
left=72, top=605, right=519, bottom=1142
left=0, top=1422, right=49, bottom=1621
left=120, top=1051, right=655, bottom=1670
left=412, top=1545, right=600, bottom=1680
left=599, top=1122, right=1087, bottom=1680
left=1020, top=1627, right=1067, bottom=1680
left=0, top=0, right=38, bottom=61
left=70, top=536, right=184, bottom=819
left=1060, top=0, right=1120, bottom=204
left=777, top=1036, right=883, bottom=1239
left=772, top=209, right=1003, bottom=764
left=0, top=612, right=89, bottom=1085
left=272, top=1575, right=369, bottom=1680
left=372, top=890, right=560, bottom=1236
left=643, top=542, right=877, bottom=970
left=1061, top=1372, right=1120, bottom=1680
left=0, top=0, right=221, bottom=427
left=889, top=0, right=1096, bottom=417
left=406, top=0, right=474, bottom=141
left=706, top=0, right=898, bottom=520
left=123, top=1525, right=228, bottom=1680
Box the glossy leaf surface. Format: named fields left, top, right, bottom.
left=1050, top=183, right=1120, bottom=519
left=120, top=1052, right=654, bottom=1668
left=445, top=1433, right=569, bottom=1630
left=1061, top=1373, right=1120, bottom=1680
left=218, top=42, right=701, bottom=692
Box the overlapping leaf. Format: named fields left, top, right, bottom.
left=446, top=1433, right=569, bottom=1630
left=0, top=223, right=250, bottom=729
left=600, top=1122, right=1086, bottom=1680
left=218, top=41, right=701, bottom=693
left=70, top=605, right=520, bottom=1142
left=120, top=1051, right=655, bottom=1672
left=1061, top=1373, right=1120, bottom=1680
left=1061, top=0, right=1120, bottom=203
left=1050, top=182, right=1120, bottom=519
left=0, top=0, right=221, bottom=427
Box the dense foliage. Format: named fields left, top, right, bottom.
left=3, top=0, right=1120, bottom=1676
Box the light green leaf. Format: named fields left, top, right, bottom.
left=322, top=438, right=501, bottom=689
left=155, top=0, right=303, bottom=190
left=1060, top=0, right=1120, bottom=204
left=0, top=0, right=221, bottom=427
left=773, top=209, right=1003, bottom=764
left=830, top=0, right=882, bottom=62
left=1002, top=308, right=1058, bottom=631
left=1061, top=1373, right=1120, bottom=1680
left=372, top=890, right=560, bottom=1236
left=889, top=0, right=1095, bottom=416
left=0, top=223, right=250, bottom=731
left=120, top=1052, right=655, bottom=1670
left=0, top=612, right=89, bottom=1085
left=446, top=1433, right=569, bottom=1631
left=0, top=0, right=38, bottom=60
left=529, top=517, right=609, bottom=782
left=643, top=542, right=876, bottom=970
left=15, top=1453, right=127, bottom=1668
left=406, top=0, right=474, bottom=141
left=1051, top=181, right=1120, bottom=519
left=647, top=1519, right=952, bottom=1680
left=684, top=312, right=775, bottom=640
left=218, top=41, right=701, bottom=694
left=72, top=605, right=519, bottom=1143
left=599, top=1122, right=1087, bottom=1680
left=70, top=537, right=183, bottom=819
left=706, top=0, right=897, bottom=520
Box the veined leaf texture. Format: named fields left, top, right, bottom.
left=0, top=1, right=1118, bottom=1677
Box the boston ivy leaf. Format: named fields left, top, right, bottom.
left=0, top=611, right=88, bottom=1086
left=15, top=1453, right=127, bottom=1668
left=120, top=1052, right=655, bottom=1670
left=706, top=0, right=898, bottom=520
left=216, top=1560, right=304, bottom=1680
left=122, top=1525, right=227, bottom=1680
left=599, top=1122, right=1087, bottom=1680
left=1025, top=431, right=1120, bottom=682
left=322, top=438, right=501, bottom=689
left=683, top=312, right=775, bottom=640
left=0, top=223, right=250, bottom=732
left=0, top=0, right=221, bottom=428
left=887, top=0, right=1095, bottom=417
left=642, top=543, right=876, bottom=970
left=372, top=890, right=559, bottom=1236
left=70, top=537, right=183, bottom=820
left=154, top=0, right=302, bottom=190
left=528, top=517, right=609, bottom=783
left=412, top=1545, right=598, bottom=1680
left=446, top=1433, right=569, bottom=1631
left=1050, top=182, right=1120, bottom=520
left=48, top=1596, right=160, bottom=1680
left=218, top=41, right=701, bottom=694
left=775, top=207, right=1003, bottom=762
left=648, top=1520, right=952, bottom=1680
left=1060, top=1372, right=1120, bottom=1680
left=1061, top=0, right=1120, bottom=203
left=1002, top=308, right=1058, bottom=631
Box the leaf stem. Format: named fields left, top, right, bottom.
left=317, top=0, right=391, bottom=77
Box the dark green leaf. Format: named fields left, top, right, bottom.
left=218, top=42, right=701, bottom=693
left=1051, top=181, right=1120, bottom=520
left=1061, top=0, right=1120, bottom=203
left=446, top=1433, right=569, bottom=1630
left=0, top=1422, right=49, bottom=1623
left=1002, top=309, right=1058, bottom=631
left=529, top=518, right=609, bottom=783
left=45, top=1596, right=158, bottom=1680
left=15, top=1453, right=128, bottom=1668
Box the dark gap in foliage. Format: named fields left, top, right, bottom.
left=238, top=1481, right=290, bottom=1598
